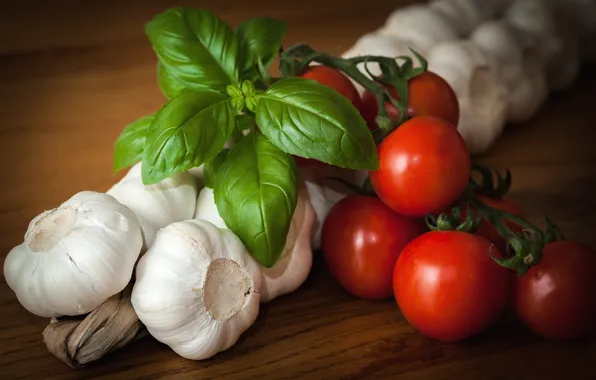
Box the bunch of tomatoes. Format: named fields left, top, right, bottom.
left=298, top=65, right=596, bottom=342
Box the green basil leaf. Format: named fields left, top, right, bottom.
left=113, top=114, right=155, bottom=173
left=235, top=17, right=286, bottom=80
left=146, top=7, right=239, bottom=92
left=204, top=149, right=229, bottom=189
left=156, top=61, right=187, bottom=99
left=214, top=132, right=298, bottom=268
left=255, top=77, right=379, bottom=170
left=141, top=90, right=234, bottom=185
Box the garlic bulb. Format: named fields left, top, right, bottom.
left=341, top=33, right=417, bottom=94
left=430, top=0, right=494, bottom=37
left=260, top=186, right=316, bottom=302
left=378, top=5, right=458, bottom=55
left=4, top=191, right=143, bottom=318
left=194, top=186, right=317, bottom=303
left=469, top=21, right=546, bottom=123
left=504, top=0, right=563, bottom=68
left=506, top=49, right=549, bottom=123
left=427, top=40, right=508, bottom=154
left=131, top=219, right=261, bottom=360
left=106, top=162, right=198, bottom=248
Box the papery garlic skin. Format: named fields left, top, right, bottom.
left=3, top=191, right=143, bottom=318
left=260, top=186, right=316, bottom=303
left=131, top=219, right=261, bottom=360
left=194, top=186, right=316, bottom=303
left=107, top=162, right=198, bottom=248
left=378, top=5, right=458, bottom=55
left=428, top=40, right=508, bottom=154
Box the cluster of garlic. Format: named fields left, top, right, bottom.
left=341, top=0, right=596, bottom=154
left=4, top=161, right=317, bottom=361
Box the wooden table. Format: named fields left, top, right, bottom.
left=1, top=1, right=595, bottom=379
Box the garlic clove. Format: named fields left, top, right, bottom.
left=187, top=164, right=206, bottom=188
left=131, top=219, right=261, bottom=360
left=377, top=4, right=458, bottom=55
left=427, top=40, right=508, bottom=154
left=107, top=162, right=198, bottom=249
left=260, top=185, right=316, bottom=303
left=3, top=191, right=143, bottom=318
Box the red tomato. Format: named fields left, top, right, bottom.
left=393, top=231, right=510, bottom=342
left=361, top=71, right=459, bottom=129
left=300, top=65, right=364, bottom=110
left=474, top=195, right=525, bottom=254
left=321, top=195, right=421, bottom=300
left=369, top=115, right=471, bottom=218
left=513, top=240, right=596, bottom=340
left=297, top=66, right=364, bottom=168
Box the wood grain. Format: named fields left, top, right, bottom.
left=1, top=1, right=595, bottom=379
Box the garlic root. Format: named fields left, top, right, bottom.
left=131, top=219, right=262, bottom=360
left=4, top=191, right=143, bottom=318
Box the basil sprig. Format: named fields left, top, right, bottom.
left=112, top=7, right=378, bottom=267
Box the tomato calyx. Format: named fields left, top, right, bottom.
left=279, top=43, right=428, bottom=143
left=425, top=204, right=482, bottom=233
left=469, top=163, right=512, bottom=198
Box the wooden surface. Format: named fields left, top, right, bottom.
left=1, top=1, right=596, bottom=379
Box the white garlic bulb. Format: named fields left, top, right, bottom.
left=427, top=40, right=508, bottom=154
left=378, top=5, right=458, bottom=55
left=260, top=186, right=316, bottom=303
left=194, top=186, right=316, bottom=303
left=107, top=162, right=198, bottom=248
left=3, top=191, right=143, bottom=318
left=131, top=219, right=262, bottom=360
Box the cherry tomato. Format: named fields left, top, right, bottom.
left=361, top=71, right=459, bottom=129
left=297, top=66, right=364, bottom=167
left=393, top=231, right=510, bottom=342
left=369, top=115, right=471, bottom=218
left=300, top=65, right=363, bottom=110
left=322, top=195, right=421, bottom=300
left=474, top=195, right=524, bottom=254
left=513, top=240, right=596, bottom=340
